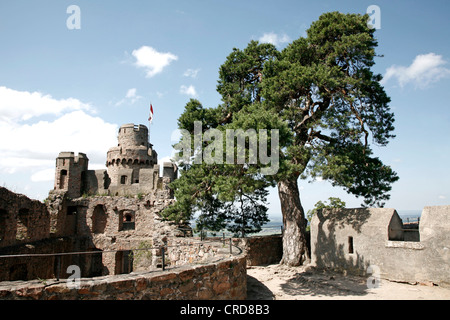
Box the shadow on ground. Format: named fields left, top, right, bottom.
left=247, top=275, right=275, bottom=300
left=279, top=269, right=369, bottom=298
left=247, top=267, right=372, bottom=300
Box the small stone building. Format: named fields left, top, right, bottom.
left=310, top=206, right=450, bottom=287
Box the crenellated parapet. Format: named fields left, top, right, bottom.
left=53, top=152, right=89, bottom=199
left=106, top=124, right=158, bottom=187
left=50, top=123, right=176, bottom=198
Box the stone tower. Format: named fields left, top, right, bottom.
left=51, top=123, right=177, bottom=198
left=106, top=123, right=158, bottom=187
left=53, top=152, right=89, bottom=199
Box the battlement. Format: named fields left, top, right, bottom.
left=120, top=123, right=147, bottom=132
left=51, top=123, right=176, bottom=198
left=117, top=123, right=149, bottom=149
left=53, top=152, right=89, bottom=198
left=56, top=152, right=88, bottom=163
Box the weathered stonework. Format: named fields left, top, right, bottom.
left=0, top=122, right=254, bottom=300
left=310, top=206, right=450, bottom=287
left=0, top=187, right=50, bottom=247
left=0, top=123, right=186, bottom=282
left=0, top=248, right=247, bottom=300
left=234, top=235, right=283, bottom=266
left=51, top=124, right=177, bottom=198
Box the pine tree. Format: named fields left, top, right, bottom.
left=163, top=12, right=399, bottom=265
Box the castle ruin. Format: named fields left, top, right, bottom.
left=53, top=123, right=177, bottom=198
left=0, top=123, right=184, bottom=281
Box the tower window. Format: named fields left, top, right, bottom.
left=120, top=175, right=127, bottom=184
left=60, top=169, right=68, bottom=189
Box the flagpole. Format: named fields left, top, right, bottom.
left=148, top=102, right=153, bottom=145
left=148, top=101, right=153, bottom=143
left=149, top=101, right=151, bottom=142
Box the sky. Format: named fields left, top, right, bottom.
left=0, top=0, right=449, bottom=218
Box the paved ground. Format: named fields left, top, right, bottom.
left=247, top=264, right=450, bottom=300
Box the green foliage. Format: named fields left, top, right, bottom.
left=306, top=197, right=346, bottom=231
left=163, top=11, right=399, bottom=232
left=133, top=241, right=153, bottom=264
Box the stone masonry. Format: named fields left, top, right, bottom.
left=310, top=206, right=450, bottom=287
left=0, top=123, right=185, bottom=282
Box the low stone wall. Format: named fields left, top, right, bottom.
left=235, top=235, right=282, bottom=266
left=165, top=238, right=223, bottom=267
left=0, top=254, right=247, bottom=300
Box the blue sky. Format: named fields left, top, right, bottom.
left=0, top=0, right=449, bottom=217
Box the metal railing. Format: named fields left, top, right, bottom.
left=186, top=226, right=284, bottom=240
left=0, top=235, right=242, bottom=282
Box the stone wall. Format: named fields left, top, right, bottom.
left=234, top=235, right=282, bottom=266
left=0, top=237, right=74, bottom=281
left=0, top=254, right=247, bottom=300
left=0, top=187, right=50, bottom=248
left=164, top=238, right=222, bottom=267
left=310, top=206, right=450, bottom=287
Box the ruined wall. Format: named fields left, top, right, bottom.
left=0, top=172, right=181, bottom=282
left=0, top=123, right=185, bottom=287
left=0, top=238, right=75, bottom=281
left=0, top=253, right=247, bottom=300
left=310, top=206, right=450, bottom=287
left=43, top=188, right=180, bottom=277
left=0, top=187, right=50, bottom=247
left=234, top=235, right=283, bottom=266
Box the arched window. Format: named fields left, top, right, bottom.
left=119, top=210, right=135, bottom=231
left=92, top=205, right=107, bottom=233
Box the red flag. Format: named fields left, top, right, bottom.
left=148, top=104, right=154, bottom=123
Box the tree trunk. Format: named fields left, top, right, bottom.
left=277, top=177, right=310, bottom=266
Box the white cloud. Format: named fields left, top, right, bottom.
left=158, top=155, right=173, bottom=165
left=126, top=88, right=137, bottom=98
left=0, top=110, right=118, bottom=168
left=0, top=87, right=119, bottom=190
left=132, top=46, right=178, bottom=78
left=259, top=32, right=291, bottom=47
left=439, top=195, right=446, bottom=200
left=183, top=68, right=200, bottom=78
left=115, top=88, right=142, bottom=106
left=31, top=168, right=55, bottom=182
left=381, top=53, right=450, bottom=89
left=0, top=86, right=93, bottom=122
left=180, top=85, right=197, bottom=97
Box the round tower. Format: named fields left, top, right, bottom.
left=106, top=124, right=157, bottom=186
